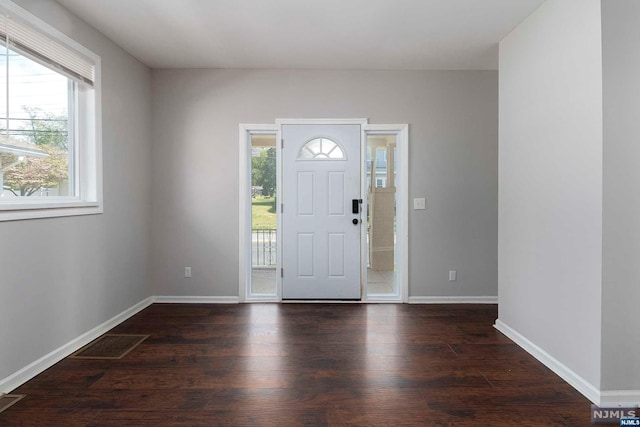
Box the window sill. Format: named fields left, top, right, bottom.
left=0, top=199, right=102, bottom=221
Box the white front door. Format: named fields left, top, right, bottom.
left=282, top=124, right=362, bottom=299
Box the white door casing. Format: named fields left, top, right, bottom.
left=282, top=124, right=361, bottom=299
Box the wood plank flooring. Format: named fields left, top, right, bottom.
left=1, top=303, right=593, bottom=426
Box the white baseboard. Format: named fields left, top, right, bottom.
left=599, top=390, right=640, bottom=408
left=0, top=296, right=153, bottom=394
left=0, top=295, right=237, bottom=393
left=409, top=296, right=498, bottom=304
left=153, top=296, right=239, bottom=304
left=11, top=297, right=635, bottom=408
left=494, top=319, right=601, bottom=405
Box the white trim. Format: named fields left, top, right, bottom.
left=0, top=296, right=153, bottom=394
left=281, top=300, right=362, bottom=304
left=275, top=126, right=282, bottom=300
left=599, top=391, right=640, bottom=408
left=238, top=124, right=279, bottom=302
left=238, top=124, right=250, bottom=303
left=363, top=124, right=409, bottom=131
left=362, top=297, right=403, bottom=303
left=276, top=118, right=368, bottom=126
left=494, top=319, right=601, bottom=405
left=0, top=204, right=102, bottom=221
left=390, top=123, right=408, bottom=299
left=153, top=296, right=239, bottom=304
left=0, top=200, right=99, bottom=210
left=360, top=127, right=368, bottom=301
left=362, top=124, right=409, bottom=303
left=409, top=296, right=498, bottom=304
left=244, top=298, right=280, bottom=303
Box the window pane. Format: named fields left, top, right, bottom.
left=366, top=134, right=397, bottom=296
left=297, top=137, right=345, bottom=160
left=0, top=44, right=73, bottom=199
left=251, top=135, right=277, bottom=296
left=307, top=138, right=321, bottom=155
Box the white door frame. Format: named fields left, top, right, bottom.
left=239, top=123, right=280, bottom=302
left=239, top=119, right=408, bottom=303
left=362, top=124, right=409, bottom=303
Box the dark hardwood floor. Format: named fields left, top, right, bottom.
left=1, top=303, right=593, bottom=426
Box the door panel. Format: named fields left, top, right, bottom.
left=297, top=172, right=314, bottom=215
left=297, top=233, right=314, bottom=277
left=328, top=172, right=345, bottom=216
left=282, top=124, right=361, bottom=299
left=328, top=233, right=345, bottom=277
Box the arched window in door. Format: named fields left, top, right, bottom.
left=297, top=137, right=345, bottom=160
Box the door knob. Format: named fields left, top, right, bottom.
left=352, top=218, right=359, bottom=225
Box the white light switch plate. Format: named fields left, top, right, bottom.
left=413, top=197, right=426, bottom=210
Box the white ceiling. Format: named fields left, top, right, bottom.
left=55, top=0, right=544, bottom=70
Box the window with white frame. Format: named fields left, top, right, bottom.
left=0, top=2, right=101, bottom=221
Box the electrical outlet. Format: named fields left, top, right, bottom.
left=413, top=197, right=426, bottom=210
left=448, top=270, right=457, bottom=282
left=184, top=267, right=192, bottom=278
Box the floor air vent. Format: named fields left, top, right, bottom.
left=0, top=394, right=26, bottom=414
left=70, top=334, right=149, bottom=359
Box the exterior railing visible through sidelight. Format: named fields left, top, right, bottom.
left=252, top=229, right=277, bottom=267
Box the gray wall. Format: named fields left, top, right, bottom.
left=601, top=0, right=640, bottom=392
left=150, top=69, right=498, bottom=298
left=498, top=0, right=603, bottom=388
left=0, top=0, right=152, bottom=384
